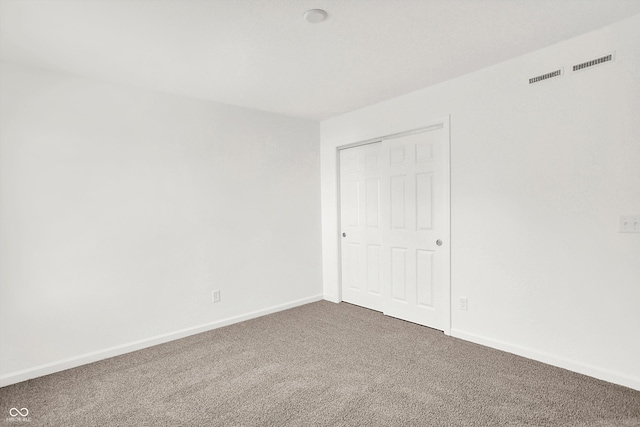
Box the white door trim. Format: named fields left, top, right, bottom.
left=335, top=116, right=451, bottom=335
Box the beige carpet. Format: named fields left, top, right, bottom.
left=1, top=300, right=639, bottom=426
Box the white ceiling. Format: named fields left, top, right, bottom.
left=2, top=0, right=640, bottom=121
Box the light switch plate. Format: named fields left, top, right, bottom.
left=620, top=215, right=640, bottom=233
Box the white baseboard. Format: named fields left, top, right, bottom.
left=450, top=328, right=640, bottom=392
left=323, top=294, right=340, bottom=303
left=0, top=294, right=323, bottom=388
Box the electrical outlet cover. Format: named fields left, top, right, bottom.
left=212, top=290, right=221, bottom=303
left=620, top=215, right=640, bottom=233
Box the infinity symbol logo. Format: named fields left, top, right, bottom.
left=9, top=407, right=29, bottom=417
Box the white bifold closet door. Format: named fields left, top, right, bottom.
left=339, top=124, right=449, bottom=331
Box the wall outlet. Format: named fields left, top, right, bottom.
left=212, top=290, right=221, bottom=303
left=620, top=215, right=640, bottom=233
left=459, top=297, right=468, bottom=311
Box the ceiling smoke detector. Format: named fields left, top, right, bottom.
left=304, top=9, right=328, bottom=24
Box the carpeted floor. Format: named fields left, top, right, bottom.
left=1, top=300, right=639, bottom=426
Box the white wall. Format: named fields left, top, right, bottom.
left=321, top=14, right=640, bottom=390
left=0, top=62, right=323, bottom=385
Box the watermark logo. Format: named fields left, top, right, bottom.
left=5, top=408, right=30, bottom=423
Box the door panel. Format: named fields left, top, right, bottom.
left=416, top=173, right=433, bottom=229
left=390, top=176, right=406, bottom=229
left=339, top=143, right=384, bottom=311
left=366, top=245, right=381, bottom=294
left=344, top=243, right=360, bottom=290
left=391, top=247, right=407, bottom=301
left=381, top=128, right=448, bottom=330
left=366, top=179, right=380, bottom=227
left=416, top=249, right=434, bottom=307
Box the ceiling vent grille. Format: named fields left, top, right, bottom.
left=529, top=69, right=562, bottom=85
left=572, top=52, right=615, bottom=72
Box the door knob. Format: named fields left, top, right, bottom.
left=342, top=232, right=347, bottom=237
left=436, top=239, right=442, bottom=246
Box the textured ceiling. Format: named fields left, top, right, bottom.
left=2, top=0, right=640, bottom=120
